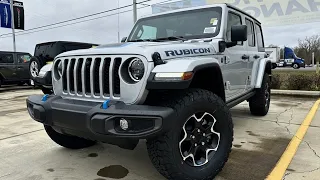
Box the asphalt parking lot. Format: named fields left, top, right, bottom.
left=0, top=86, right=319, bottom=180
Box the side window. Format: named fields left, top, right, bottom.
left=287, top=54, right=294, bottom=59
left=0, top=54, right=14, bottom=64
left=245, top=19, right=255, bottom=47
left=226, top=12, right=242, bottom=44
left=18, top=53, right=31, bottom=64
left=255, top=23, right=264, bottom=50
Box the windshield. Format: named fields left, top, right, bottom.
left=128, top=7, right=222, bottom=42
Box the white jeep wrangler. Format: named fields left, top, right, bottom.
left=27, top=3, right=271, bottom=180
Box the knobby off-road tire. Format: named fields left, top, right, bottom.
left=249, top=73, right=271, bottom=116
left=146, top=89, right=233, bottom=180
left=44, top=125, right=96, bottom=149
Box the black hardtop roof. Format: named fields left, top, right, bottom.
left=36, top=41, right=99, bottom=46
left=226, top=4, right=261, bottom=24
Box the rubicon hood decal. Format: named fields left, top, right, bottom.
left=165, top=48, right=211, bottom=57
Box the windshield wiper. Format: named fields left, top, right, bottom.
left=128, top=39, right=161, bottom=42
left=155, top=36, right=187, bottom=42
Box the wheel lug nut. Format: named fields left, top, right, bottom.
left=197, top=129, right=201, bottom=133
left=202, top=142, right=205, bottom=145
left=191, top=135, right=195, bottom=139
left=203, top=133, right=206, bottom=137
left=195, top=143, right=198, bottom=147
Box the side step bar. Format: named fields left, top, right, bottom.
left=226, top=91, right=255, bottom=109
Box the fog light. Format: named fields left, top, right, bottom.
left=120, top=119, right=129, bottom=130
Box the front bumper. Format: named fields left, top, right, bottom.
left=26, top=95, right=175, bottom=145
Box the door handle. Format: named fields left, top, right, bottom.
left=242, top=55, right=249, bottom=60
left=253, top=55, right=260, bottom=59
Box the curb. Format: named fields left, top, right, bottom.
left=271, top=89, right=320, bottom=97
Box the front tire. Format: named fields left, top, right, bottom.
left=293, top=63, right=300, bottom=69
left=44, top=125, right=96, bottom=149
left=146, top=89, right=233, bottom=180
left=249, top=73, right=271, bottom=116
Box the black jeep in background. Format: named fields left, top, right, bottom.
left=29, top=41, right=99, bottom=94
left=0, top=51, right=32, bottom=88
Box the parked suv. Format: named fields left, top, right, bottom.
left=0, top=51, right=32, bottom=87
left=29, top=41, right=99, bottom=94
left=27, top=4, right=272, bottom=180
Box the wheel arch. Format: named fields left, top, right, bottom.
left=254, top=58, right=272, bottom=89
left=146, top=62, right=226, bottom=102
left=190, top=64, right=226, bottom=102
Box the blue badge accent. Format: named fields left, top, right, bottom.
left=42, top=94, right=49, bottom=102
left=102, top=100, right=110, bottom=109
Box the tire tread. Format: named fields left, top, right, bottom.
left=147, top=89, right=233, bottom=180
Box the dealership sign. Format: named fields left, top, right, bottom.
left=0, top=0, right=24, bottom=30
left=152, top=0, right=320, bottom=26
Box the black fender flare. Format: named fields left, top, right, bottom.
left=146, top=63, right=225, bottom=101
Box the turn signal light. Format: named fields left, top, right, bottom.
left=154, top=72, right=193, bottom=81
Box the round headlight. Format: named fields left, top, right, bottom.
left=53, top=60, right=63, bottom=80
left=58, top=61, right=63, bottom=76
left=128, top=58, right=144, bottom=82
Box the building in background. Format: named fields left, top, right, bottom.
left=152, top=0, right=320, bottom=27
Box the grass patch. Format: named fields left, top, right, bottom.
left=271, top=71, right=320, bottom=91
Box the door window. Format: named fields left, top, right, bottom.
left=245, top=19, right=255, bottom=47
left=0, top=54, right=14, bottom=64
left=18, top=53, right=31, bottom=64
left=226, top=12, right=242, bottom=44
left=255, top=23, right=264, bottom=51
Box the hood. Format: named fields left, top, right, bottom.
left=56, top=41, right=217, bottom=61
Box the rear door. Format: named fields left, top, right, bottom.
left=247, top=22, right=265, bottom=89
left=0, top=53, right=17, bottom=80
left=16, top=53, right=32, bottom=80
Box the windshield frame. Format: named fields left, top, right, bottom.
left=127, top=6, right=223, bottom=42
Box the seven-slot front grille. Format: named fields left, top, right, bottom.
left=60, top=57, right=122, bottom=98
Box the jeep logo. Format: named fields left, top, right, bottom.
left=165, top=48, right=211, bottom=57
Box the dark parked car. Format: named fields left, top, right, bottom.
left=0, top=51, right=32, bottom=88
left=29, top=41, right=99, bottom=94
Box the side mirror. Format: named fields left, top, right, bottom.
left=121, top=37, right=127, bottom=43
left=231, top=25, right=247, bottom=42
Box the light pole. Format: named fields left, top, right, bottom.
left=9, top=0, right=16, bottom=52
left=118, top=0, right=120, bottom=43
left=133, top=0, right=137, bottom=23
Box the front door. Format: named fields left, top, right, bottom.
left=244, top=18, right=256, bottom=91
left=223, top=11, right=248, bottom=100
left=0, top=53, right=17, bottom=81
left=16, top=53, right=32, bottom=80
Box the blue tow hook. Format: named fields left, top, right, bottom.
left=102, top=100, right=110, bottom=109
left=41, top=94, right=49, bottom=102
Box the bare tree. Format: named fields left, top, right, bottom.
left=295, top=35, right=320, bottom=65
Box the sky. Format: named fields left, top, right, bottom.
left=1, top=0, right=320, bottom=54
